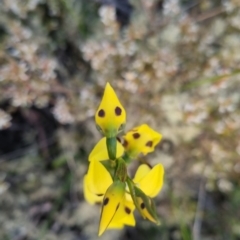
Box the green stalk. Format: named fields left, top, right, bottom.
left=106, top=137, right=117, bottom=160
left=115, top=158, right=127, bottom=182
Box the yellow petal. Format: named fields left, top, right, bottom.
left=107, top=222, right=124, bottom=229
left=133, top=164, right=151, bottom=183
left=95, top=83, right=126, bottom=138
left=123, top=124, right=162, bottom=158
left=89, top=137, right=124, bottom=161
left=135, top=164, right=164, bottom=198
left=83, top=175, right=103, bottom=204
left=136, top=196, right=159, bottom=224
left=98, top=181, right=126, bottom=236
left=86, top=160, right=112, bottom=195
left=108, top=199, right=136, bottom=229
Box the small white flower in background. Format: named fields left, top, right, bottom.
left=53, top=98, right=75, bottom=124
left=99, top=6, right=115, bottom=26
left=0, top=181, right=10, bottom=195
left=0, top=109, right=12, bottom=129
left=163, top=0, right=180, bottom=15
left=218, top=179, right=233, bottom=193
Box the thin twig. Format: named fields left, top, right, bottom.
left=192, top=177, right=206, bottom=240
left=196, top=7, right=225, bottom=22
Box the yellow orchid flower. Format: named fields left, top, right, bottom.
left=123, top=124, right=162, bottom=159
left=131, top=163, right=164, bottom=223
left=85, top=80, right=166, bottom=236
left=89, top=137, right=124, bottom=161
left=95, top=83, right=126, bottom=138
left=83, top=160, right=136, bottom=236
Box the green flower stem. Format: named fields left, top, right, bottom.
left=122, top=153, right=132, bottom=163
left=106, top=137, right=117, bottom=160
left=115, top=158, right=127, bottom=182
left=109, top=159, right=117, bottom=168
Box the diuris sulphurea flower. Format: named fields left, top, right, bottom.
left=83, top=160, right=164, bottom=235
left=83, top=159, right=136, bottom=236
left=84, top=82, right=165, bottom=236
left=123, top=124, right=162, bottom=159
left=123, top=159, right=164, bottom=228
left=126, top=163, right=164, bottom=224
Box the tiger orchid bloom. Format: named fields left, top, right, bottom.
left=83, top=160, right=136, bottom=236
left=123, top=124, right=162, bottom=159
left=131, top=163, right=164, bottom=224
left=84, top=83, right=165, bottom=236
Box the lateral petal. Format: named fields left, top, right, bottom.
left=87, top=160, right=112, bottom=195
left=135, top=164, right=164, bottom=198
left=83, top=175, right=103, bottom=204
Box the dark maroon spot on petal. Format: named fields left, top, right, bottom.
left=104, top=197, right=109, bottom=206
left=123, top=140, right=128, bottom=147
left=125, top=207, right=131, bottom=214
left=133, top=133, right=140, bottom=139
left=97, top=194, right=103, bottom=197
left=140, top=202, right=145, bottom=209
left=146, top=141, right=153, bottom=147
left=98, top=109, right=105, bottom=117
left=115, top=106, right=122, bottom=116
left=117, top=137, right=122, bottom=143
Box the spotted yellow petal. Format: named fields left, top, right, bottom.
left=95, top=83, right=126, bottom=138
left=83, top=175, right=103, bottom=204
left=136, top=196, right=159, bottom=224
left=108, top=199, right=136, bottom=229
left=98, top=181, right=126, bottom=236
left=89, top=137, right=124, bottom=161
left=123, top=124, right=162, bottom=159
left=86, top=160, right=112, bottom=196
left=134, top=164, right=164, bottom=198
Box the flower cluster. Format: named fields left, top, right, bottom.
left=83, top=83, right=164, bottom=236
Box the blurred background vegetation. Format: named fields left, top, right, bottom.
left=0, top=0, right=240, bottom=239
